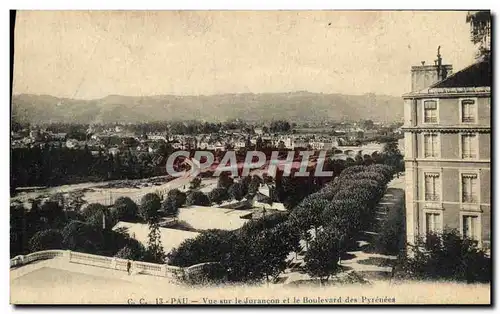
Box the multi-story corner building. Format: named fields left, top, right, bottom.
left=402, top=51, right=491, bottom=249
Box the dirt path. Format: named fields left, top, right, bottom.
left=340, top=175, right=405, bottom=281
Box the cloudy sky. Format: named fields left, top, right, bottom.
left=13, top=10, right=477, bottom=99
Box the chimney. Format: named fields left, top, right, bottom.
left=410, top=46, right=453, bottom=92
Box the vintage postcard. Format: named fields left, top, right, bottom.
left=9, top=10, right=491, bottom=305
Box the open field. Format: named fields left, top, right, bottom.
left=11, top=174, right=212, bottom=207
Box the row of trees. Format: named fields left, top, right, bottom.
left=11, top=144, right=173, bottom=190
left=289, top=164, right=395, bottom=283
left=165, top=164, right=395, bottom=284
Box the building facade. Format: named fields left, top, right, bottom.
left=402, top=53, right=491, bottom=249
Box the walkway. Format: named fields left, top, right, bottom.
left=340, top=174, right=405, bottom=280
left=281, top=174, right=405, bottom=285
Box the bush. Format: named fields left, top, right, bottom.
left=86, top=210, right=117, bottom=230
left=228, top=182, right=245, bottom=201
left=239, top=212, right=289, bottom=239
left=167, top=229, right=237, bottom=268
left=166, top=189, right=187, bottom=208
left=62, top=220, right=105, bottom=254
left=401, top=229, right=491, bottom=283
left=189, top=177, right=202, bottom=190
left=161, top=198, right=179, bottom=217
left=115, top=240, right=147, bottom=261
left=186, top=191, right=211, bottom=206
left=185, top=262, right=228, bottom=285
left=139, top=193, right=162, bottom=222
left=208, top=187, right=230, bottom=205
left=81, top=203, right=107, bottom=220
left=28, top=229, right=64, bottom=252
left=112, top=197, right=139, bottom=222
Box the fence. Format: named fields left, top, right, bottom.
left=10, top=249, right=187, bottom=280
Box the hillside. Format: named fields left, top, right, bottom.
left=11, top=92, right=403, bottom=124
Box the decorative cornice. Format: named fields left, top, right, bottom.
left=403, top=86, right=490, bottom=98
left=401, top=126, right=490, bottom=133
left=405, top=158, right=491, bottom=163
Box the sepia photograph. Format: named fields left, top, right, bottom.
left=8, top=9, right=492, bottom=305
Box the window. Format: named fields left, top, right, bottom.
left=461, top=173, right=478, bottom=204
left=426, top=212, right=441, bottom=234
left=423, top=100, right=438, bottom=123
left=424, top=172, right=440, bottom=201
left=423, top=133, right=439, bottom=157
left=462, top=215, right=479, bottom=241
left=461, top=99, right=476, bottom=123
left=461, top=134, right=477, bottom=159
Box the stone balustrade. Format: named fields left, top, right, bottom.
left=10, top=249, right=187, bottom=280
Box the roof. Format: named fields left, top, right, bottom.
left=430, top=58, right=491, bottom=88
left=113, top=221, right=200, bottom=254
left=405, top=58, right=491, bottom=97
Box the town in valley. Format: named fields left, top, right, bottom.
left=9, top=10, right=491, bottom=305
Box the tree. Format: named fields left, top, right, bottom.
left=111, top=196, right=139, bottom=222
left=296, top=195, right=328, bottom=235
left=167, top=229, right=237, bottom=268
left=81, top=203, right=107, bottom=220
left=217, top=172, right=234, bottom=190
left=208, top=187, right=229, bottom=205
left=269, top=120, right=291, bottom=133
left=466, top=11, right=491, bottom=58
left=186, top=191, right=211, bottom=206
left=401, top=229, right=490, bottom=283
left=62, top=220, right=104, bottom=254
left=10, top=204, right=27, bottom=257
left=115, top=241, right=147, bottom=261
left=239, top=212, right=289, bottom=239
left=65, top=191, right=87, bottom=212
left=139, top=193, right=162, bottom=223
left=189, top=177, right=202, bottom=190
left=381, top=141, right=403, bottom=173
left=145, top=220, right=165, bottom=264
left=86, top=210, right=116, bottom=230
left=28, top=229, right=64, bottom=252
left=166, top=189, right=187, bottom=208
left=288, top=206, right=314, bottom=250
left=39, top=201, right=66, bottom=228
left=161, top=198, right=179, bottom=217
left=228, top=182, right=245, bottom=201
left=247, top=175, right=262, bottom=197
left=303, top=228, right=343, bottom=285
left=252, top=222, right=300, bottom=283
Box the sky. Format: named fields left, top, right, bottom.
left=12, top=11, right=478, bottom=99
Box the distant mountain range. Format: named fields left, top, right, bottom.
left=11, top=92, right=403, bottom=124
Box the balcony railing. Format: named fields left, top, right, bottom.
left=424, top=151, right=438, bottom=158
left=424, top=117, right=437, bottom=123
left=425, top=193, right=440, bottom=202
left=462, top=116, right=476, bottom=123
left=462, top=194, right=478, bottom=204
left=462, top=152, right=477, bottom=159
